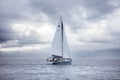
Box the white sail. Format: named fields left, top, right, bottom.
left=51, top=23, right=62, bottom=57
left=47, top=16, right=72, bottom=65
left=51, top=17, right=71, bottom=58
left=63, top=29, right=71, bottom=58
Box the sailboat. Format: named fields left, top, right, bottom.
left=47, top=16, right=72, bottom=65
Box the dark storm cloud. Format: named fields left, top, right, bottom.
left=29, top=0, right=120, bottom=32
left=79, top=0, right=120, bottom=19
left=30, top=0, right=76, bottom=24
left=0, top=0, right=119, bottom=42
left=0, top=24, right=16, bottom=42
left=0, top=0, right=29, bottom=23
left=0, top=0, right=120, bottom=59
left=0, top=0, right=28, bottom=42
left=0, top=0, right=120, bottom=48
left=30, top=0, right=120, bottom=20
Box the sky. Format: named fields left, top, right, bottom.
left=0, top=0, right=120, bottom=59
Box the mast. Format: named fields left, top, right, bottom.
left=60, top=15, right=63, bottom=60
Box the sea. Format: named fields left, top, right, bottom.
left=0, top=58, right=120, bottom=80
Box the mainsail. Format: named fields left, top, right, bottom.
left=47, top=16, right=72, bottom=65
left=51, top=16, right=71, bottom=58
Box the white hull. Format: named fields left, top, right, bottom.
left=47, top=57, right=72, bottom=65
left=52, top=60, right=72, bottom=65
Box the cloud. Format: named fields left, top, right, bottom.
left=0, top=23, right=17, bottom=42
left=1, top=0, right=120, bottom=43
left=0, top=0, right=49, bottom=44
left=0, top=44, right=50, bottom=59
left=30, top=0, right=120, bottom=22
left=0, top=0, right=120, bottom=59
left=79, top=0, right=120, bottom=19
left=19, top=29, right=49, bottom=44
left=68, top=8, right=120, bottom=53
left=0, top=0, right=29, bottom=42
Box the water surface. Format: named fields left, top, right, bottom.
left=0, top=59, right=120, bottom=80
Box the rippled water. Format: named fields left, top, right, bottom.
left=0, top=59, right=120, bottom=80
